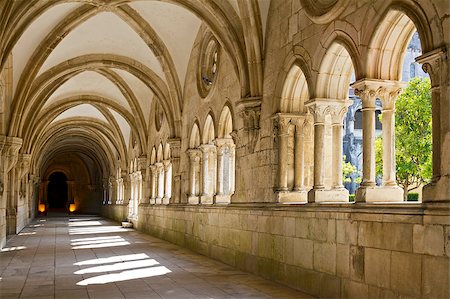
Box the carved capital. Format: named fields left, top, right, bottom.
left=416, top=47, right=447, bottom=88
left=137, top=156, right=147, bottom=171
left=167, top=138, right=181, bottom=158
left=199, top=143, right=216, bottom=154
left=17, top=154, right=31, bottom=179
left=273, top=114, right=292, bottom=136
left=1, top=137, right=23, bottom=173
left=236, top=97, right=262, bottom=153
left=330, top=101, right=352, bottom=124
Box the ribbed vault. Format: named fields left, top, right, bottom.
left=0, top=0, right=268, bottom=213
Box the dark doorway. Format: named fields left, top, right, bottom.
left=47, top=172, right=68, bottom=210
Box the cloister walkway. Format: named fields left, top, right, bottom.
left=0, top=216, right=312, bottom=299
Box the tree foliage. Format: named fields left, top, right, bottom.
left=343, top=155, right=361, bottom=184
left=375, top=77, right=432, bottom=199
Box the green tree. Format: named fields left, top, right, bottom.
left=375, top=77, right=432, bottom=200
left=343, top=156, right=361, bottom=185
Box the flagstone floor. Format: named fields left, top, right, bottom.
left=0, top=216, right=313, bottom=299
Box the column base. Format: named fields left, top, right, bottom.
left=162, top=197, right=170, bottom=205
left=276, top=190, right=308, bottom=203
left=423, top=176, right=450, bottom=202
left=155, top=197, right=162, bottom=205
left=200, top=195, right=213, bottom=204
left=308, top=188, right=349, bottom=203
left=214, top=194, right=231, bottom=204
left=355, top=185, right=403, bottom=203
left=188, top=196, right=200, bottom=204
left=149, top=198, right=156, bottom=205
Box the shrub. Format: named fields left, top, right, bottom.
left=407, top=193, right=419, bottom=201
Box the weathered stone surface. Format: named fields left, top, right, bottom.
left=390, top=251, right=422, bottom=296
left=413, top=224, right=445, bottom=256
left=313, top=242, right=336, bottom=275
left=364, top=248, right=391, bottom=288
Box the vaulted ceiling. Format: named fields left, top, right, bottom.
left=0, top=0, right=270, bottom=179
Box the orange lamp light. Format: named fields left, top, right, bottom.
left=69, top=203, right=76, bottom=213
left=38, top=203, right=46, bottom=213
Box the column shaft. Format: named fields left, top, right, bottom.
left=332, top=124, right=344, bottom=188
left=293, top=129, right=305, bottom=190
left=313, top=123, right=325, bottom=189
left=382, top=109, right=396, bottom=186
left=361, top=106, right=376, bottom=186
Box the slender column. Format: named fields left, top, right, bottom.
left=292, top=118, right=305, bottom=191
left=187, top=149, right=201, bottom=204
left=331, top=105, right=348, bottom=189
left=199, top=144, right=216, bottom=204
left=277, top=116, right=291, bottom=191
left=149, top=166, right=156, bottom=204
left=357, top=89, right=377, bottom=187
left=230, top=144, right=236, bottom=194
left=380, top=89, right=401, bottom=186
left=162, top=160, right=172, bottom=204
left=309, top=107, right=327, bottom=190
left=216, top=145, right=224, bottom=195
left=155, top=163, right=164, bottom=204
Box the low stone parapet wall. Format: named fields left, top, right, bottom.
left=102, top=203, right=450, bottom=298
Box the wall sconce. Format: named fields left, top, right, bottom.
left=38, top=202, right=46, bottom=213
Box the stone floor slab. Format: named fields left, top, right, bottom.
left=1, top=215, right=314, bottom=299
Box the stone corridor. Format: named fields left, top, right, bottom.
left=0, top=216, right=312, bottom=299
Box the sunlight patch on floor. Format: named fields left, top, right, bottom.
left=76, top=266, right=172, bottom=286
left=74, top=253, right=150, bottom=266
left=1, top=246, right=26, bottom=252
left=69, top=225, right=132, bottom=235
left=68, top=220, right=102, bottom=227
left=75, top=259, right=160, bottom=274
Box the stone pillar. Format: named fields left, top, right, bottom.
left=137, top=156, right=148, bottom=205
left=199, top=144, right=216, bottom=204
left=276, top=115, right=308, bottom=203
left=155, top=162, right=164, bottom=204
left=162, top=160, right=171, bottom=205
left=352, top=79, right=404, bottom=202
left=168, top=138, right=181, bottom=204
left=149, top=166, right=156, bottom=204
left=306, top=100, right=350, bottom=203
left=128, top=174, right=135, bottom=218
left=417, top=48, right=450, bottom=202
left=378, top=87, right=404, bottom=201
left=215, top=138, right=234, bottom=204
left=330, top=105, right=349, bottom=190
left=187, top=149, right=201, bottom=204
left=277, top=115, right=290, bottom=192
left=293, top=119, right=305, bottom=191
left=307, top=103, right=327, bottom=203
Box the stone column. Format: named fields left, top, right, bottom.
left=162, top=160, right=171, bottom=205
left=149, top=166, right=156, bottom=204
left=199, top=144, right=216, bottom=204
left=293, top=117, right=306, bottom=191
left=187, top=149, right=201, bottom=204
left=379, top=87, right=403, bottom=195
left=155, top=162, right=164, bottom=204
left=214, top=139, right=233, bottom=204
left=352, top=79, right=404, bottom=202
left=417, top=49, right=450, bottom=202
left=128, top=174, right=135, bottom=219
left=168, top=138, right=181, bottom=204
left=330, top=104, right=350, bottom=190
left=276, top=115, right=290, bottom=192
left=305, top=103, right=327, bottom=203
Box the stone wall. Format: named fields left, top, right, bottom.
left=102, top=203, right=450, bottom=298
